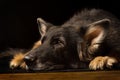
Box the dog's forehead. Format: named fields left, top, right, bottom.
left=46, top=27, right=64, bottom=37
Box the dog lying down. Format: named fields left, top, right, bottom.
left=10, top=9, right=120, bottom=71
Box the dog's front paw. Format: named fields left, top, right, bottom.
left=10, top=53, right=26, bottom=69
left=88, top=44, right=99, bottom=54
left=89, top=56, right=117, bottom=70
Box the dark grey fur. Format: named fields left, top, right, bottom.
left=24, top=9, right=120, bottom=70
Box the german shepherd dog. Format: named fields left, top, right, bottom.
left=10, top=9, right=120, bottom=71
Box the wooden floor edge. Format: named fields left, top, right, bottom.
left=0, top=71, right=120, bottom=80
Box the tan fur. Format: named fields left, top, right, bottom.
left=10, top=40, right=41, bottom=69
left=85, top=26, right=105, bottom=54
left=32, top=40, right=41, bottom=49
left=10, top=53, right=25, bottom=69
left=89, top=56, right=118, bottom=70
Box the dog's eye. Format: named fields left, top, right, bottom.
left=52, top=39, right=62, bottom=44
left=51, top=36, right=65, bottom=47
left=51, top=37, right=65, bottom=49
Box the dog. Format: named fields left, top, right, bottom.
left=11, top=9, right=120, bottom=71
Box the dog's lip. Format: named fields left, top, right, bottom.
left=26, top=66, right=48, bottom=71
left=25, top=63, right=48, bottom=71
left=26, top=64, right=65, bottom=71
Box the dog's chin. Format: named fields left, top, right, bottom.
left=27, top=63, right=65, bottom=71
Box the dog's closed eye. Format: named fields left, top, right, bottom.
left=50, top=37, right=66, bottom=50
left=51, top=38, right=62, bottom=45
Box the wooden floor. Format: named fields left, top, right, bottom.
left=0, top=71, right=120, bottom=80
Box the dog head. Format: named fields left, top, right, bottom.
left=24, top=18, right=110, bottom=71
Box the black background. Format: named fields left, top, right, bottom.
left=0, top=0, right=120, bottom=51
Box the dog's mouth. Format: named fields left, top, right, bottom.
left=25, top=63, right=65, bottom=71
left=24, top=60, right=65, bottom=71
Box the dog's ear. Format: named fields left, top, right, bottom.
left=77, top=19, right=111, bottom=61
left=84, top=19, right=110, bottom=44
left=37, top=18, right=53, bottom=37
